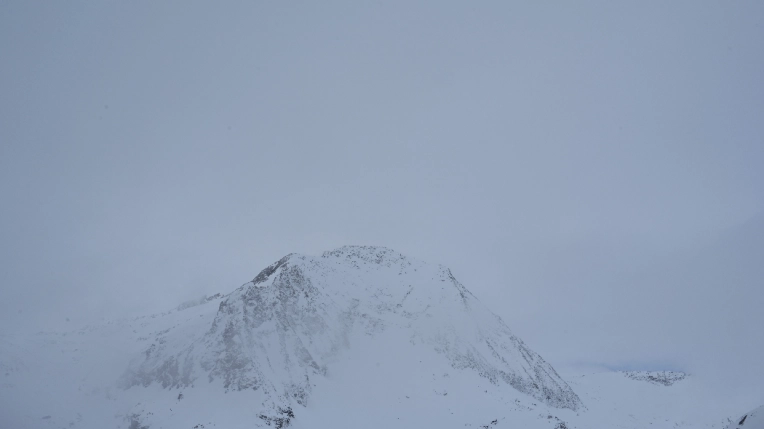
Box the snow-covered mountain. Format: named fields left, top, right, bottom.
left=0, top=246, right=754, bottom=428
left=121, top=246, right=581, bottom=411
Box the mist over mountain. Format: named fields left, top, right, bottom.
left=2, top=1, right=763, bottom=427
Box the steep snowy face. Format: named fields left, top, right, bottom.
left=727, top=405, right=764, bottom=429
left=122, top=246, right=582, bottom=410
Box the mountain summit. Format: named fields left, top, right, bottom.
left=122, top=246, right=582, bottom=413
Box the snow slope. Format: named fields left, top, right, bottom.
left=726, top=405, right=764, bottom=429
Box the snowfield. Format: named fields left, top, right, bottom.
left=0, top=246, right=757, bottom=428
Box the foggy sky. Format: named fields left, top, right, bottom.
left=1, top=1, right=763, bottom=396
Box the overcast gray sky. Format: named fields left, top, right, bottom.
left=1, top=0, right=763, bottom=395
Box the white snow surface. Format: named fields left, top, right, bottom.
left=0, top=246, right=755, bottom=428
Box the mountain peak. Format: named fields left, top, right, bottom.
left=251, top=253, right=296, bottom=286
left=122, top=246, right=583, bottom=413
